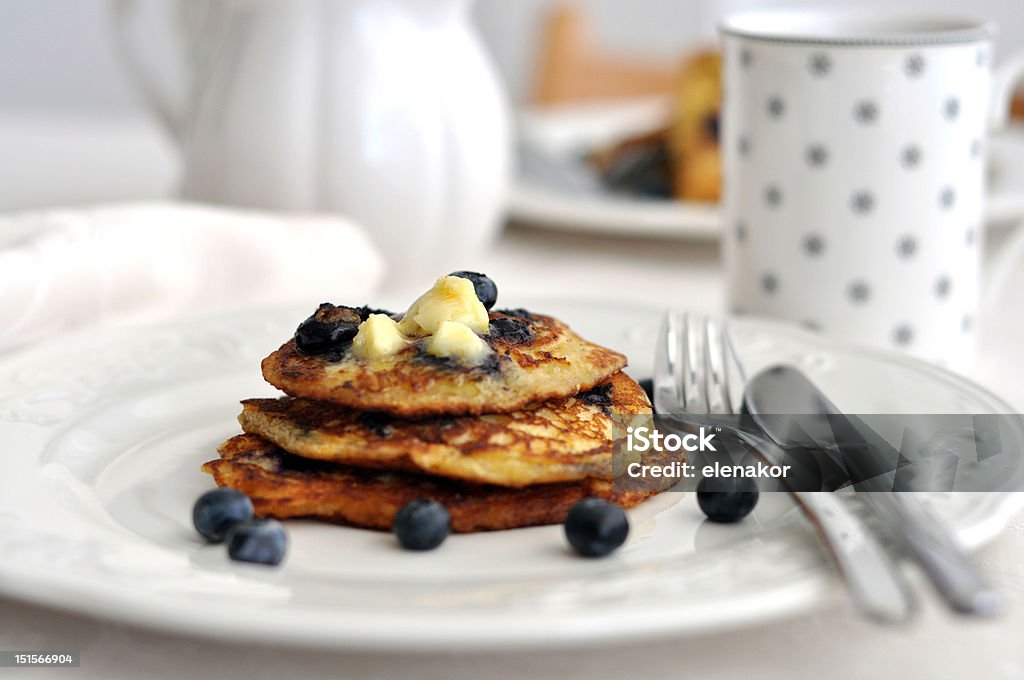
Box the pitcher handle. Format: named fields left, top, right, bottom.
left=110, top=0, right=190, bottom=144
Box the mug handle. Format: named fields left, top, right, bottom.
left=983, top=49, right=1024, bottom=309
left=989, top=48, right=1024, bottom=132
left=110, top=0, right=187, bottom=144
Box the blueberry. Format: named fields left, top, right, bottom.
left=696, top=476, right=759, bottom=523
left=392, top=499, right=451, bottom=550
left=193, top=488, right=254, bottom=543
left=294, top=303, right=360, bottom=355
left=226, top=519, right=288, bottom=566
left=449, top=271, right=498, bottom=310
left=577, top=383, right=613, bottom=415
left=487, top=317, right=533, bottom=344
left=355, top=305, right=395, bottom=321
left=564, top=498, right=629, bottom=557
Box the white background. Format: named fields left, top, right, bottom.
left=2, top=0, right=1024, bottom=114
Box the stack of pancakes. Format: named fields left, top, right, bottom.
left=203, top=306, right=660, bottom=533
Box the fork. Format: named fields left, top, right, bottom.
left=653, top=310, right=916, bottom=623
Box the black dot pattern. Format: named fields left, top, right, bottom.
left=803, top=234, right=825, bottom=257
left=854, top=100, right=879, bottom=125
left=893, top=324, right=915, bottom=347
left=904, top=54, right=925, bottom=78
left=738, top=136, right=751, bottom=157
left=809, top=53, right=832, bottom=78
left=900, top=145, right=922, bottom=169
left=740, top=48, right=752, bottom=69
left=806, top=144, right=829, bottom=167
left=725, top=44, right=976, bottom=358
left=939, top=187, right=956, bottom=211
left=850, top=191, right=875, bottom=215
left=944, top=97, right=960, bottom=121
left=847, top=280, right=871, bottom=304
left=896, top=235, right=917, bottom=259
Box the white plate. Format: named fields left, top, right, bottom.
left=0, top=300, right=1021, bottom=651
left=509, top=99, right=1024, bottom=240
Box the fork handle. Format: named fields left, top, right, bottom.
left=793, top=491, right=916, bottom=623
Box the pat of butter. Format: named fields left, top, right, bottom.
left=352, top=314, right=407, bottom=360
left=399, top=276, right=489, bottom=336
left=426, top=321, right=492, bottom=364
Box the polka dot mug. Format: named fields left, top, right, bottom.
left=720, top=9, right=1024, bottom=370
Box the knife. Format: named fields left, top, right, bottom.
left=742, top=365, right=1004, bottom=616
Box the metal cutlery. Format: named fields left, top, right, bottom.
left=743, top=365, right=1003, bottom=617
left=653, top=311, right=916, bottom=623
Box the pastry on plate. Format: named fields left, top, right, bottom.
left=261, top=275, right=626, bottom=417
left=203, top=434, right=659, bottom=533
left=238, top=370, right=650, bottom=487
left=204, top=271, right=672, bottom=534
left=668, top=50, right=722, bottom=202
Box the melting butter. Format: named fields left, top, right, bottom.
left=398, top=276, right=489, bottom=336
left=426, top=321, right=491, bottom=364
left=352, top=314, right=407, bottom=360
left=352, top=275, right=493, bottom=365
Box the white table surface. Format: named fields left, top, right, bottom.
left=2, top=113, right=1024, bottom=679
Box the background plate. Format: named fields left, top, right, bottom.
left=0, top=300, right=1021, bottom=650
left=509, top=99, right=1024, bottom=240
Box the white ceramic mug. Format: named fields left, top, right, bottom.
left=720, top=9, right=1024, bottom=369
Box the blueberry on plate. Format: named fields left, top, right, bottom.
left=564, top=498, right=629, bottom=557
left=193, top=488, right=254, bottom=543
left=449, top=271, right=498, bottom=310
left=392, top=499, right=451, bottom=551
left=226, top=519, right=288, bottom=566
left=696, top=476, right=759, bottom=523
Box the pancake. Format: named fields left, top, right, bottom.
left=261, top=308, right=627, bottom=417
left=239, top=371, right=650, bottom=488
left=202, top=434, right=658, bottom=533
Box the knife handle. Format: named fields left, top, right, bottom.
left=792, top=490, right=916, bottom=623
left=866, top=493, right=1003, bottom=616
left=744, top=365, right=1003, bottom=617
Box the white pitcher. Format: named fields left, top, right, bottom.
left=113, top=0, right=511, bottom=273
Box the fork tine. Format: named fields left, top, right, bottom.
left=683, top=312, right=709, bottom=414
left=669, top=310, right=688, bottom=412
left=654, top=311, right=682, bottom=413
left=722, top=321, right=747, bottom=412
left=704, top=317, right=731, bottom=415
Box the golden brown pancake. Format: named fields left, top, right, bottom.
left=238, top=371, right=650, bottom=487
left=202, top=434, right=658, bottom=533
left=261, top=309, right=627, bottom=417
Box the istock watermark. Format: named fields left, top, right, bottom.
left=625, top=425, right=718, bottom=453
left=611, top=413, right=1024, bottom=494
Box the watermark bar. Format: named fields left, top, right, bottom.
left=0, top=651, right=80, bottom=667
left=611, top=413, right=1024, bottom=493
